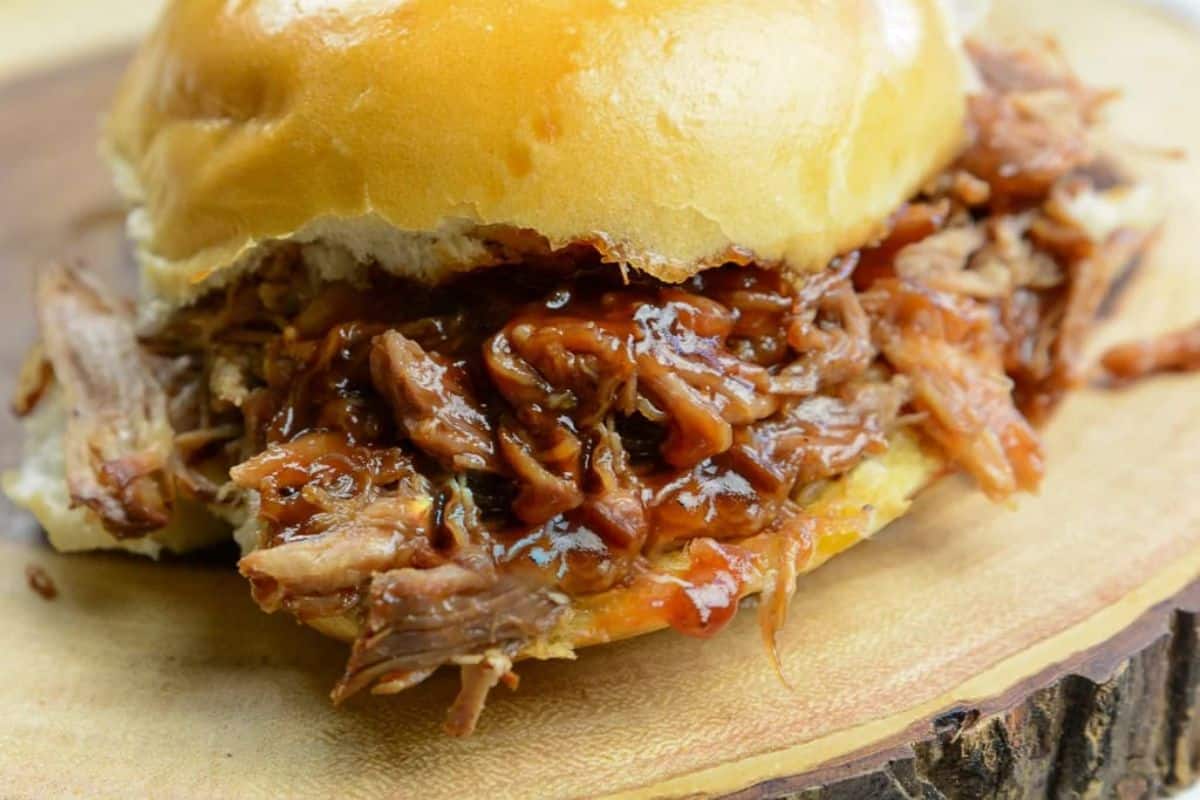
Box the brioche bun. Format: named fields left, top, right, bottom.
left=104, top=0, right=971, bottom=317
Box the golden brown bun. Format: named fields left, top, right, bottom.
left=105, top=0, right=971, bottom=314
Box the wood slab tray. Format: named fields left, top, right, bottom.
left=1, top=0, right=1199, bottom=797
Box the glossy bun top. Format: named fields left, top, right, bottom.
left=105, top=0, right=972, bottom=311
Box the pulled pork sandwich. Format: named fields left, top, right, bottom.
left=4, top=0, right=1162, bottom=734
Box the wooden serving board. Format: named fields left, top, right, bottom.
left=1, top=1, right=1199, bottom=797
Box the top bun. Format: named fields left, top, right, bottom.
left=105, top=0, right=971, bottom=314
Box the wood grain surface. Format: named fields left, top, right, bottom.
left=0, top=1, right=1199, bottom=798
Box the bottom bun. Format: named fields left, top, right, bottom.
left=306, top=428, right=945, bottom=654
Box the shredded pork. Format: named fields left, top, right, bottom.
left=333, top=562, right=565, bottom=736
left=1100, top=320, right=1200, bottom=385
left=32, top=265, right=176, bottom=536
left=370, top=331, right=499, bottom=472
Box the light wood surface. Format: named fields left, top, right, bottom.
left=0, top=0, right=164, bottom=81
left=0, top=0, right=1199, bottom=798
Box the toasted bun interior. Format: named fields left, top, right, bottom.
left=106, top=0, right=971, bottom=315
